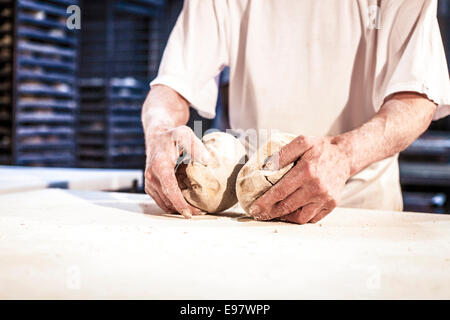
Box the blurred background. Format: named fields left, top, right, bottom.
left=0, top=0, right=449, bottom=213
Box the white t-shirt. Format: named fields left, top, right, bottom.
left=151, top=0, right=450, bottom=211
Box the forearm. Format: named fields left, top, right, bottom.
left=141, top=84, right=190, bottom=138
left=332, top=93, right=437, bottom=176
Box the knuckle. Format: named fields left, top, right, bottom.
left=301, top=162, right=312, bottom=177
left=144, top=171, right=156, bottom=186
left=177, top=125, right=191, bottom=136
left=308, top=184, right=320, bottom=195
left=279, top=200, right=297, bottom=214
left=271, top=187, right=283, bottom=200
left=310, top=176, right=321, bottom=187
left=149, top=165, right=163, bottom=180
left=301, top=164, right=314, bottom=182
left=315, top=180, right=328, bottom=195
left=179, top=124, right=189, bottom=131
left=327, top=198, right=338, bottom=208
left=271, top=187, right=288, bottom=203
left=144, top=169, right=153, bottom=181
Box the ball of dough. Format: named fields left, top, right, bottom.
left=176, top=132, right=246, bottom=213
left=236, top=132, right=297, bottom=215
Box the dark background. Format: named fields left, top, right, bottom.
left=0, top=0, right=449, bottom=213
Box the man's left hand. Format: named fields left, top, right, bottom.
left=249, top=135, right=351, bottom=224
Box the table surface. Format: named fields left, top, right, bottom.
left=0, top=166, right=143, bottom=194
left=1, top=189, right=449, bottom=299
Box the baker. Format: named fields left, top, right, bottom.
left=142, top=0, right=450, bottom=223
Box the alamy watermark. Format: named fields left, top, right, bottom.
left=368, top=5, right=381, bottom=30
left=173, top=121, right=284, bottom=168
left=64, top=4, right=381, bottom=31
left=66, top=5, right=81, bottom=30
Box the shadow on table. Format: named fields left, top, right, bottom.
left=68, top=189, right=254, bottom=222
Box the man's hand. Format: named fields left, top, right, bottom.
left=142, top=85, right=212, bottom=219
left=144, top=125, right=211, bottom=218
left=249, top=136, right=351, bottom=224
left=248, top=92, right=436, bottom=224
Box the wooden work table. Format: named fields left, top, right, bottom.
left=0, top=189, right=449, bottom=299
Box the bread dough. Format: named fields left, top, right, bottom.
left=176, top=132, right=246, bottom=213
left=236, top=132, right=297, bottom=215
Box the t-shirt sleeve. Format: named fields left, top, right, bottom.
left=374, top=0, right=450, bottom=120
left=150, top=0, right=229, bottom=119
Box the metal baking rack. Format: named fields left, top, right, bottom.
left=0, top=0, right=79, bottom=167
left=0, top=0, right=14, bottom=164
left=77, top=0, right=165, bottom=168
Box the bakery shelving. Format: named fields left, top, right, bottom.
left=0, top=0, right=79, bottom=167
left=77, top=0, right=165, bottom=168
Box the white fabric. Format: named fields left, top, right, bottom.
left=151, top=0, right=450, bottom=211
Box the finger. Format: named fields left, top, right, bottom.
left=150, top=152, right=206, bottom=217
left=145, top=186, right=174, bottom=213
left=172, top=126, right=211, bottom=165
left=155, top=183, right=206, bottom=216
left=309, top=208, right=332, bottom=224
left=145, top=171, right=176, bottom=212
left=154, top=175, right=207, bottom=216
left=249, top=161, right=308, bottom=216
left=255, top=187, right=312, bottom=221
left=281, top=203, right=322, bottom=225
left=156, top=185, right=205, bottom=216
left=157, top=163, right=206, bottom=218
left=264, top=135, right=315, bottom=171
left=148, top=179, right=177, bottom=212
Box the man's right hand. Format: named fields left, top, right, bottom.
left=144, top=125, right=211, bottom=218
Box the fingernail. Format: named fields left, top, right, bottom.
left=264, top=161, right=274, bottom=170
left=181, top=209, right=192, bottom=219
left=254, top=213, right=270, bottom=221
left=263, top=157, right=277, bottom=171
left=249, top=205, right=261, bottom=216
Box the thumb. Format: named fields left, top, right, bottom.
left=172, top=126, right=211, bottom=165
left=263, top=135, right=314, bottom=171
